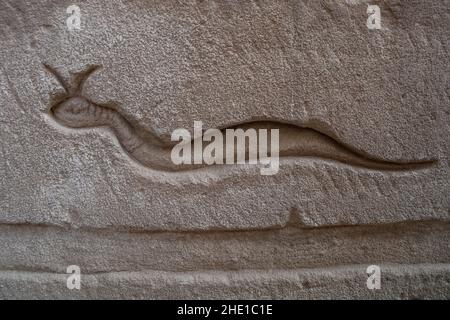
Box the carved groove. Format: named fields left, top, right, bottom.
left=46, top=65, right=435, bottom=172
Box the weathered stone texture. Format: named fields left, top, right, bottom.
left=0, top=0, right=449, bottom=299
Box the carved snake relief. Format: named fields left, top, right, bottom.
left=46, top=65, right=434, bottom=172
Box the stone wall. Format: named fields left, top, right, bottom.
left=0, top=0, right=448, bottom=299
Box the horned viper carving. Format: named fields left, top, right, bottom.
left=45, top=64, right=434, bottom=172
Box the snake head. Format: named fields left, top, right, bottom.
left=45, top=64, right=104, bottom=128
left=52, top=96, right=97, bottom=128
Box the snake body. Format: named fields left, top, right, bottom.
left=51, top=96, right=433, bottom=172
